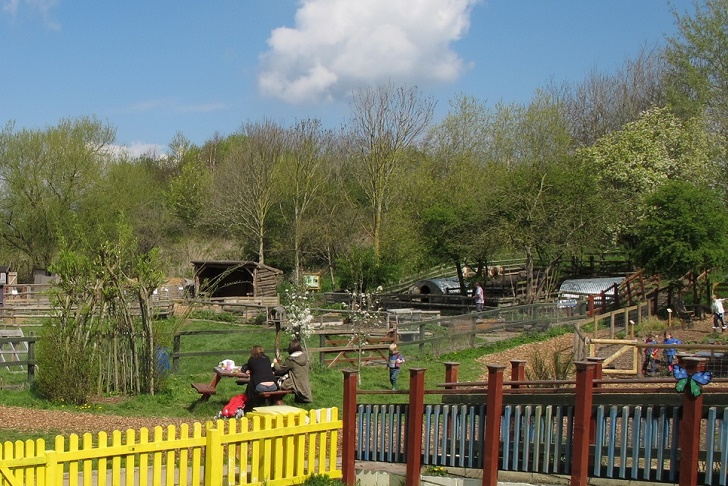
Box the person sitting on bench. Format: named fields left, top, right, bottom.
left=242, top=345, right=278, bottom=404
left=273, top=339, right=313, bottom=403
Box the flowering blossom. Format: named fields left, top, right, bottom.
left=283, top=287, right=315, bottom=345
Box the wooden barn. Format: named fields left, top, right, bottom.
left=191, top=260, right=283, bottom=299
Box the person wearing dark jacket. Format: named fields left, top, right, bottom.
left=273, top=340, right=313, bottom=403
left=242, top=345, right=278, bottom=400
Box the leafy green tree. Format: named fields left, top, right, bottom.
left=0, top=117, right=114, bottom=270
left=36, top=220, right=165, bottom=404
left=666, top=0, right=728, bottom=137
left=577, top=106, right=715, bottom=247
left=489, top=94, right=608, bottom=302
left=633, top=180, right=728, bottom=279
left=164, top=159, right=211, bottom=229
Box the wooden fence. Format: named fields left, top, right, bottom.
left=341, top=358, right=728, bottom=486
left=0, top=408, right=341, bottom=486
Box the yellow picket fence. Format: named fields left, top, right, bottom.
left=0, top=408, right=341, bottom=486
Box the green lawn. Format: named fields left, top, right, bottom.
left=0, top=318, right=572, bottom=441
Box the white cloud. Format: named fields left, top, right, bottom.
left=258, top=0, right=478, bottom=104
left=106, top=143, right=167, bottom=159
left=3, top=0, right=60, bottom=30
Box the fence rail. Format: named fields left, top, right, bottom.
left=341, top=358, right=728, bottom=486
left=0, top=408, right=341, bottom=486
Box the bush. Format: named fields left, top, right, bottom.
left=34, top=322, right=95, bottom=405
left=300, top=474, right=347, bottom=486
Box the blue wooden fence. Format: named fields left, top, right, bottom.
left=355, top=401, right=728, bottom=484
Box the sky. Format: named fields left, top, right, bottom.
left=0, top=0, right=690, bottom=156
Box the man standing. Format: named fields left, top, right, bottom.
left=713, top=294, right=726, bottom=332
left=474, top=282, right=485, bottom=312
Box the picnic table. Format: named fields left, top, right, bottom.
left=192, top=367, right=249, bottom=401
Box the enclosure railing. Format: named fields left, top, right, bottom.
left=0, top=408, right=341, bottom=486
left=341, top=358, right=728, bottom=486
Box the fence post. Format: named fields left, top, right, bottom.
left=483, top=364, right=504, bottom=486
left=320, top=333, right=327, bottom=365
left=586, top=357, right=604, bottom=443
left=204, top=423, right=223, bottom=486
left=172, top=333, right=181, bottom=373
left=443, top=362, right=459, bottom=387
left=571, top=361, right=596, bottom=486
left=679, top=357, right=707, bottom=486
left=419, top=323, right=425, bottom=353
left=510, top=360, right=527, bottom=388
left=342, top=369, right=359, bottom=486
left=27, top=334, right=36, bottom=382
left=406, top=368, right=426, bottom=486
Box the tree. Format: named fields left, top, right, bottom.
left=0, top=117, right=114, bottom=270
left=577, top=106, right=715, bottom=247
left=36, top=221, right=165, bottom=404
left=207, top=121, right=285, bottom=263
left=345, top=83, right=435, bottom=259
left=634, top=180, right=728, bottom=279
left=550, top=45, right=668, bottom=147
left=666, top=0, right=728, bottom=138
left=489, top=94, right=608, bottom=302
left=277, top=119, right=333, bottom=282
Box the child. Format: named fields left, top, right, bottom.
left=643, top=334, right=658, bottom=376
left=388, top=343, right=405, bottom=390
left=663, top=332, right=681, bottom=373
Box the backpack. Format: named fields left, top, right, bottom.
left=216, top=394, right=247, bottom=419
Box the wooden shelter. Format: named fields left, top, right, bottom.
left=191, top=260, right=283, bottom=298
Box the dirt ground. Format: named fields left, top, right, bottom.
left=475, top=314, right=718, bottom=382
left=0, top=315, right=717, bottom=437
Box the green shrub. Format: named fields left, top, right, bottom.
left=300, top=474, right=347, bottom=486
left=34, top=322, right=95, bottom=405
left=526, top=348, right=574, bottom=386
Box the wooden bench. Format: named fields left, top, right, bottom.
left=191, top=383, right=217, bottom=401
left=257, top=389, right=295, bottom=405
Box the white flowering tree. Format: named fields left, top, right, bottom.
left=348, top=288, right=387, bottom=383
left=281, top=286, right=315, bottom=355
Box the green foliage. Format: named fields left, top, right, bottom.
left=425, top=466, right=448, bottom=477
left=635, top=316, right=668, bottom=338
left=336, top=245, right=395, bottom=292
left=300, top=474, right=347, bottom=486
left=34, top=319, right=95, bottom=405
left=633, top=181, right=728, bottom=278
left=526, top=349, right=574, bottom=386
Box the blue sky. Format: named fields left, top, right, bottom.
left=1, top=1, right=687, bottom=156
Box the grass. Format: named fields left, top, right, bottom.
left=0, top=318, right=573, bottom=441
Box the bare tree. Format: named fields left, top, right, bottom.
left=279, top=119, right=334, bottom=283
left=345, top=83, right=435, bottom=259
left=208, top=120, right=285, bottom=263
left=548, top=45, right=668, bottom=147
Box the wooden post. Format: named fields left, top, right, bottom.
left=510, top=360, right=527, bottom=388
left=586, top=357, right=604, bottom=443
left=483, top=364, right=505, bottom=486
left=571, top=361, right=596, bottom=486
left=172, top=333, right=181, bottom=372
left=406, top=368, right=427, bottom=486
left=27, top=334, right=35, bottom=382
left=320, top=333, right=326, bottom=365
left=419, top=323, right=425, bottom=353
left=341, top=369, right=358, bottom=486
left=679, top=357, right=707, bottom=486
left=443, top=362, right=459, bottom=388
